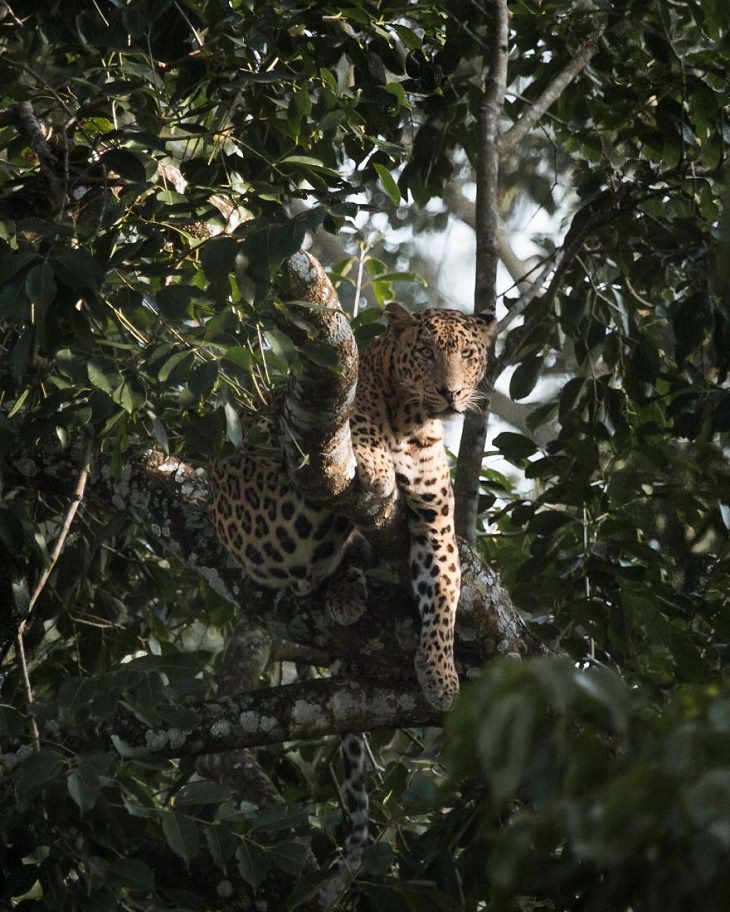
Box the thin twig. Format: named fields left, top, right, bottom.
left=497, top=248, right=561, bottom=336
left=352, top=243, right=366, bottom=318
left=15, top=633, right=40, bottom=751
left=16, top=444, right=92, bottom=750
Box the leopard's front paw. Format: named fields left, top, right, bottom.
left=356, top=458, right=396, bottom=500
left=326, top=565, right=368, bottom=626
left=414, top=650, right=460, bottom=712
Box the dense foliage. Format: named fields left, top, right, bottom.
left=0, top=1, right=728, bottom=910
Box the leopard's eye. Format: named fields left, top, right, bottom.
left=462, top=347, right=475, bottom=359
left=417, top=345, right=435, bottom=360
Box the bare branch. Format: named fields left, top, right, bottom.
left=24, top=443, right=92, bottom=625
left=498, top=36, right=600, bottom=156
left=17, top=443, right=91, bottom=751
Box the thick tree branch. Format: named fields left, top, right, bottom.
left=111, top=679, right=437, bottom=757
left=276, top=251, right=410, bottom=568
left=14, top=100, right=66, bottom=213
left=453, top=0, right=509, bottom=543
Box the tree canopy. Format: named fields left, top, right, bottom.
left=1, top=1, right=729, bottom=911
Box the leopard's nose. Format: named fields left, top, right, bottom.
left=438, top=387, right=462, bottom=404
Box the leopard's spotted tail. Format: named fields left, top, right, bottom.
left=318, top=733, right=370, bottom=909
left=341, top=732, right=369, bottom=870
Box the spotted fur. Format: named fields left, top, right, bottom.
left=210, top=302, right=496, bottom=880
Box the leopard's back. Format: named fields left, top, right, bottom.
left=211, top=453, right=352, bottom=595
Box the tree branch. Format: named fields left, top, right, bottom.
left=453, top=0, right=509, bottom=543
left=17, top=442, right=91, bottom=750
left=498, top=16, right=632, bottom=157
left=497, top=36, right=600, bottom=156
left=111, top=679, right=437, bottom=757
left=276, top=251, right=411, bottom=568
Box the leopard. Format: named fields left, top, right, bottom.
left=210, top=300, right=496, bottom=885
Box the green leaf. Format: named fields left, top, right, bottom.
left=151, top=416, right=169, bottom=452
left=527, top=510, right=572, bottom=536
left=361, top=841, right=394, bottom=877
left=509, top=355, right=543, bottom=401
left=236, top=841, right=270, bottom=891
left=157, top=702, right=201, bottom=729
left=156, top=285, right=193, bottom=319
left=176, top=781, right=231, bottom=807
left=87, top=358, right=119, bottom=394
left=286, top=869, right=339, bottom=910
left=558, top=376, right=585, bottom=424
left=15, top=749, right=65, bottom=804
left=280, top=155, right=341, bottom=178
left=67, top=767, right=102, bottom=813
left=224, top=401, right=242, bottom=447
left=55, top=249, right=101, bottom=291
left=112, top=377, right=147, bottom=413
left=374, top=163, right=401, bottom=206
left=25, top=263, right=57, bottom=309
left=161, top=811, right=200, bottom=865
left=239, top=218, right=315, bottom=282
left=223, top=346, right=254, bottom=370
left=99, top=148, right=149, bottom=183
left=158, top=349, right=194, bottom=383
left=384, top=81, right=411, bottom=109
left=189, top=360, right=218, bottom=398
left=58, top=676, right=98, bottom=719
left=109, top=857, right=155, bottom=893
left=201, top=236, right=239, bottom=283
left=270, top=840, right=308, bottom=876
left=205, top=824, right=237, bottom=870
left=493, top=432, right=537, bottom=460
left=392, top=23, right=423, bottom=50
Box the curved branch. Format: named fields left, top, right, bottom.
left=276, top=251, right=410, bottom=567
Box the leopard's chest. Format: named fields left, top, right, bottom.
left=389, top=418, right=447, bottom=484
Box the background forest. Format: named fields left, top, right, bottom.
left=0, top=1, right=729, bottom=910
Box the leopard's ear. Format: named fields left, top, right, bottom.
left=384, top=301, right=416, bottom=330
left=474, top=310, right=498, bottom=339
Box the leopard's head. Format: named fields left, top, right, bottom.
left=384, top=302, right=497, bottom=417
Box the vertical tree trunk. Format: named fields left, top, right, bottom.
left=454, top=0, right=509, bottom=542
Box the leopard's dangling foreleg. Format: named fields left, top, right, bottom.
left=407, top=506, right=461, bottom=711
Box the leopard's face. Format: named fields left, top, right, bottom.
left=385, top=304, right=496, bottom=418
